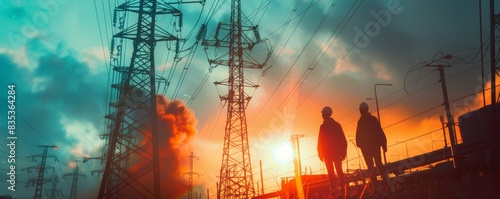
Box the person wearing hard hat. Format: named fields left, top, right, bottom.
left=355, top=102, right=394, bottom=193
left=317, top=106, right=347, bottom=197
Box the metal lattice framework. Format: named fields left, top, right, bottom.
left=99, top=1, right=181, bottom=198
left=203, top=0, right=271, bottom=198
left=184, top=152, right=200, bottom=199
left=63, top=161, right=86, bottom=199
left=23, top=145, right=59, bottom=199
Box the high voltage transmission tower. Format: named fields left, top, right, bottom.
left=184, top=152, right=200, bottom=199
left=99, top=0, right=201, bottom=198
left=47, top=174, right=64, bottom=199
left=23, top=145, right=59, bottom=199
left=63, top=161, right=86, bottom=199
left=202, top=0, right=272, bottom=198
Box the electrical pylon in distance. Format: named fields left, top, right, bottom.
left=202, top=0, right=272, bottom=198
left=184, top=152, right=200, bottom=199
left=25, top=145, right=58, bottom=199
left=63, top=161, right=86, bottom=199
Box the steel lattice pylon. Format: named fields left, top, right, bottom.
left=25, top=145, right=58, bottom=199
left=184, top=152, right=199, bottom=199
left=202, top=0, right=271, bottom=198
left=99, top=1, right=181, bottom=198
left=63, top=161, right=86, bottom=199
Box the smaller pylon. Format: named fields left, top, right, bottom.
left=47, top=174, right=64, bottom=199
left=184, top=152, right=200, bottom=199
left=63, top=161, right=87, bottom=199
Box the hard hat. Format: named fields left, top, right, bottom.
left=359, top=102, right=369, bottom=109
left=321, top=106, right=333, bottom=115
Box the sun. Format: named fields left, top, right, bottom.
left=273, top=142, right=294, bottom=165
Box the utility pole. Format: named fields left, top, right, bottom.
left=426, top=64, right=459, bottom=169
left=184, top=152, right=200, bottom=199
left=290, top=134, right=306, bottom=199
left=63, top=161, right=87, bottom=199
left=489, top=0, right=499, bottom=172
left=99, top=1, right=200, bottom=198
left=290, top=134, right=307, bottom=174
left=26, top=145, right=59, bottom=199
left=259, top=160, right=264, bottom=195
left=202, top=0, right=271, bottom=198
left=490, top=0, right=496, bottom=129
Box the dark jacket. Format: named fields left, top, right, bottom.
left=317, top=118, right=347, bottom=160
left=356, top=113, right=387, bottom=150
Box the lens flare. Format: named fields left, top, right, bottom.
left=273, top=142, right=293, bottom=165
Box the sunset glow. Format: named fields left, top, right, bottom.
left=1, top=1, right=500, bottom=198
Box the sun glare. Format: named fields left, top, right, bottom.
left=273, top=142, right=293, bottom=165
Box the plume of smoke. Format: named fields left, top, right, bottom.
left=126, top=94, right=199, bottom=198
left=157, top=95, right=199, bottom=197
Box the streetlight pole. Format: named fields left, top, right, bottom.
left=373, top=83, right=392, bottom=125
left=367, top=83, right=392, bottom=164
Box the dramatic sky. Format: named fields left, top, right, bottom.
left=1, top=0, right=499, bottom=198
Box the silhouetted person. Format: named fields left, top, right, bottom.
left=355, top=102, right=394, bottom=192
left=317, top=106, right=347, bottom=196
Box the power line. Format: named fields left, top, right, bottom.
left=250, top=0, right=365, bottom=144
left=259, top=0, right=324, bottom=77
